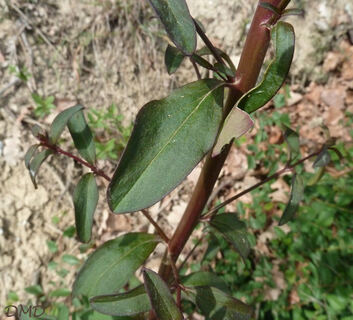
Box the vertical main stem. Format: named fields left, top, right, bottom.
left=159, top=0, right=290, bottom=280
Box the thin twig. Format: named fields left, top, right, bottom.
left=141, top=209, right=170, bottom=243
left=190, top=57, right=201, bottom=80
left=168, top=254, right=182, bottom=309
left=178, top=237, right=203, bottom=272
left=202, top=149, right=323, bottom=219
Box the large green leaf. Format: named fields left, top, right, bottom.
left=164, top=45, right=184, bottom=75
left=68, top=110, right=96, bottom=165
left=279, top=174, right=304, bottom=225
left=209, top=213, right=251, bottom=260
left=28, top=149, right=53, bottom=189
left=90, top=285, right=151, bottom=317
left=148, top=0, right=196, bottom=55
left=143, top=269, right=183, bottom=320
left=73, top=233, right=160, bottom=298
left=185, top=286, right=253, bottom=320
left=213, top=21, right=294, bottom=153
left=49, top=104, right=84, bottom=144
left=73, top=173, right=99, bottom=243
left=108, top=79, right=224, bottom=214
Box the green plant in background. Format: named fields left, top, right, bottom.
left=22, top=0, right=350, bottom=319
left=31, top=93, right=55, bottom=118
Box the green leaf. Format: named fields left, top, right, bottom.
left=73, top=233, right=159, bottom=298
left=47, top=240, right=58, bottom=253
left=68, top=110, right=96, bottom=165
left=148, top=0, right=196, bottom=55
left=108, top=79, right=224, bottom=214
left=212, top=107, right=254, bottom=156
left=31, top=124, right=43, bottom=138
left=62, top=254, right=80, bottom=265
left=313, top=147, right=331, bottom=168
left=143, top=268, right=183, bottom=320
left=181, top=272, right=229, bottom=293
left=212, top=21, right=294, bottom=155
left=186, top=286, right=253, bottom=319
left=25, top=285, right=44, bottom=296
left=28, top=149, right=53, bottom=189
left=49, top=288, right=71, bottom=297
left=196, top=47, right=236, bottom=74
left=214, top=62, right=235, bottom=78
left=259, top=2, right=281, bottom=15
left=73, top=173, right=99, bottom=243
left=241, top=21, right=295, bottom=113
left=24, top=144, right=39, bottom=169
left=192, top=54, right=214, bottom=70
left=279, top=174, right=304, bottom=225
left=209, top=213, right=251, bottom=260
left=307, top=166, right=325, bottom=186
left=284, top=126, right=300, bottom=162
left=49, top=104, right=84, bottom=144
left=164, top=45, right=184, bottom=75
left=90, top=285, right=151, bottom=316
left=63, top=225, right=76, bottom=238
left=282, top=8, right=305, bottom=18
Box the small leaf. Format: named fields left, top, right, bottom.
left=313, top=147, right=331, bottom=168
left=31, top=124, right=43, bottom=138
left=90, top=285, right=151, bottom=316
left=49, top=104, right=84, bottom=144
left=24, top=144, right=39, bottom=169
left=260, top=2, right=281, bottom=15
left=284, top=126, right=300, bottom=163
left=49, top=288, right=71, bottom=297
left=209, top=213, right=251, bottom=260
left=63, top=225, right=76, bottom=238
left=192, top=54, right=214, bottom=70
left=143, top=269, right=183, bottom=320
left=73, top=233, right=160, bottom=298
left=212, top=107, right=254, bottom=156
left=47, top=240, right=58, bottom=253
left=165, top=45, right=184, bottom=75
left=62, top=254, right=80, bottom=265
left=214, top=62, right=235, bottom=78
left=68, top=110, right=96, bottom=165
left=307, top=166, right=325, bottom=186
left=196, top=47, right=236, bottom=74
left=25, top=285, right=44, bottom=296
left=148, top=0, right=196, bottom=55
left=73, top=173, right=99, bottom=243
left=212, top=21, right=294, bottom=154
left=279, top=174, right=304, bottom=225
left=28, top=149, right=53, bottom=189
left=281, top=8, right=305, bottom=18
left=187, top=286, right=253, bottom=319
left=181, top=272, right=229, bottom=293
left=108, top=79, right=224, bottom=214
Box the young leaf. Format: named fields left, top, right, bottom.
left=181, top=272, right=229, bottom=293
left=24, top=144, right=39, bottom=169
left=307, top=166, right=325, bottom=186
left=209, top=213, right=251, bottom=260
left=165, top=45, right=184, bottom=75
left=73, top=173, right=99, bottom=243
left=62, top=254, right=80, bottom=266
left=192, top=54, right=214, bottom=70
left=28, top=149, right=53, bottom=189
left=279, top=174, right=304, bottom=225
left=31, top=124, right=43, bottom=138
left=187, top=286, right=253, bottom=319
left=143, top=269, right=183, bottom=320
left=284, top=125, right=300, bottom=163
left=68, top=110, right=96, bottom=165
left=212, top=21, right=294, bottom=154
left=196, top=47, right=236, bottom=74
left=90, top=285, right=151, bottom=317
left=48, top=104, right=84, bottom=144
left=213, top=62, right=235, bottom=78
left=148, top=0, right=196, bottom=55
left=313, top=147, right=331, bottom=168
left=108, top=79, right=224, bottom=214
left=212, top=107, right=254, bottom=156
left=73, top=233, right=160, bottom=298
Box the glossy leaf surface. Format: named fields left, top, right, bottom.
left=143, top=269, right=183, bottom=320
left=68, top=110, right=96, bottom=165
left=165, top=45, right=184, bottom=74
left=284, top=126, right=300, bottom=163
left=49, top=104, right=84, bottom=144
left=209, top=213, right=250, bottom=260
left=148, top=0, right=196, bottom=55
left=213, top=21, right=294, bottom=154
left=279, top=174, right=304, bottom=225
left=108, top=79, right=224, bottom=214
left=73, top=233, right=159, bottom=298
left=187, top=286, right=253, bottom=320
left=212, top=107, right=254, bottom=156
left=90, top=285, right=151, bottom=317
left=28, top=149, right=53, bottom=189
left=73, top=173, right=99, bottom=243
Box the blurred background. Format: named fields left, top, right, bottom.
left=0, top=0, right=352, bottom=319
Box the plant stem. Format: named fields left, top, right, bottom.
left=141, top=209, right=170, bottom=243
left=40, top=138, right=111, bottom=182
left=190, top=57, right=201, bottom=80
left=202, top=149, right=322, bottom=219
left=158, top=0, right=290, bottom=281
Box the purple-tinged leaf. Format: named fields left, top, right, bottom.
left=143, top=269, right=183, bottom=320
